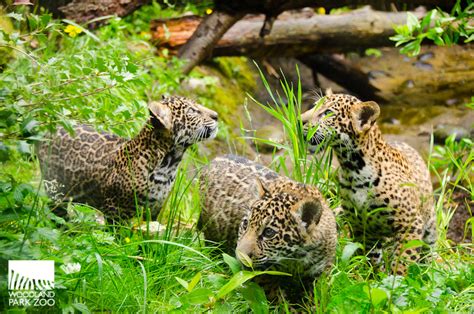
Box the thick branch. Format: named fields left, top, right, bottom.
left=177, top=11, right=245, bottom=75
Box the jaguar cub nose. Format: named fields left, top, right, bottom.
left=210, top=112, right=218, bottom=121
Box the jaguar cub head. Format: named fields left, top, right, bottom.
left=300, top=93, right=380, bottom=152
left=236, top=180, right=323, bottom=271
left=148, top=96, right=218, bottom=147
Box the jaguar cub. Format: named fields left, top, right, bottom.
left=38, top=96, right=218, bottom=219
left=199, top=155, right=337, bottom=295
left=301, top=93, right=436, bottom=274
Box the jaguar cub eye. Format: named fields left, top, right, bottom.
left=187, top=107, right=198, bottom=115
left=323, top=109, right=333, bottom=117
left=262, top=227, right=277, bottom=238
left=241, top=218, right=248, bottom=230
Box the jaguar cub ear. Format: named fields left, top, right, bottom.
left=351, top=101, right=380, bottom=134
left=254, top=177, right=270, bottom=198
left=294, top=198, right=323, bottom=228
left=148, top=101, right=172, bottom=130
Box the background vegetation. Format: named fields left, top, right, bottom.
left=0, top=1, right=472, bottom=313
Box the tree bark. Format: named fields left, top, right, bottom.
left=215, top=0, right=456, bottom=14
left=54, top=0, right=150, bottom=26
left=177, top=11, right=245, bottom=75
left=152, top=7, right=426, bottom=58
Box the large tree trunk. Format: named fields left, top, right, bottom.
left=39, top=0, right=150, bottom=26
left=152, top=7, right=425, bottom=58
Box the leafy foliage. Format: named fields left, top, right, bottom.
left=390, top=0, right=474, bottom=56
left=0, top=8, right=184, bottom=148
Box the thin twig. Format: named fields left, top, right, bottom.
left=0, top=43, right=42, bottom=69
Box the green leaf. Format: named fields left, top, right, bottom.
left=402, top=239, right=428, bottom=251
left=240, top=282, right=269, bottom=314
left=187, top=272, right=201, bottom=292
left=175, top=277, right=189, bottom=291
left=400, top=39, right=422, bottom=56
left=181, top=288, right=213, bottom=305
left=72, top=303, right=91, bottom=314
left=216, top=271, right=256, bottom=300
left=406, top=13, right=421, bottom=32
left=235, top=249, right=253, bottom=268
left=215, top=270, right=290, bottom=300
left=40, top=14, right=52, bottom=27
left=7, top=12, right=23, bottom=22
left=465, top=33, right=474, bottom=43
left=222, top=253, right=241, bottom=274
left=341, top=242, right=363, bottom=263
left=420, top=11, right=433, bottom=30
left=433, top=36, right=445, bottom=46
left=213, top=301, right=234, bottom=313
left=12, top=183, right=33, bottom=203
left=363, top=285, right=388, bottom=307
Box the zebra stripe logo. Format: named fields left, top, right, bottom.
left=8, top=260, right=54, bottom=291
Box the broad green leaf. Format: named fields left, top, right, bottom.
left=216, top=271, right=256, bottom=300
left=363, top=285, right=388, bottom=307
left=406, top=13, right=421, bottom=32
left=175, top=277, right=189, bottom=291
left=72, top=302, right=91, bottom=314
left=240, top=282, right=269, bottom=314
left=181, top=288, right=213, bottom=305
left=213, top=301, right=233, bottom=313
left=222, top=253, right=241, bottom=274
left=341, top=242, right=363, bottom=263
left=7, top=12, right=23, bottom=22
left=216, top=270, right=290, bottom=300
left=235, top=249, right=253, bottom=268
left=187, top=272, right=201, bottom=292
left=402, top=239, right=428, bottom=251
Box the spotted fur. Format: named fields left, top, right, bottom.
left=199, top=155, right=337, bottom=297
left=301, top=93, right=436, bottom=274
left=37, top=96, right=218, bottom=219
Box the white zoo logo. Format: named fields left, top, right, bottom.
left=8, top=260, right=55, bottom=290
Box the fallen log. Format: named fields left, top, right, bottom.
left=151, top=7, right=425, bottom=58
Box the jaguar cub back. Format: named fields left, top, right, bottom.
left=199, top=155, right=337, bottom=282
left=37, top=96, right=218, bottom=219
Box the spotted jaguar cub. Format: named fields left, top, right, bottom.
left=38, top=96, right=218, bottom=219
left=199, top=155, right=337, bottom=296
left=301, top=93, right=436, bottom=274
